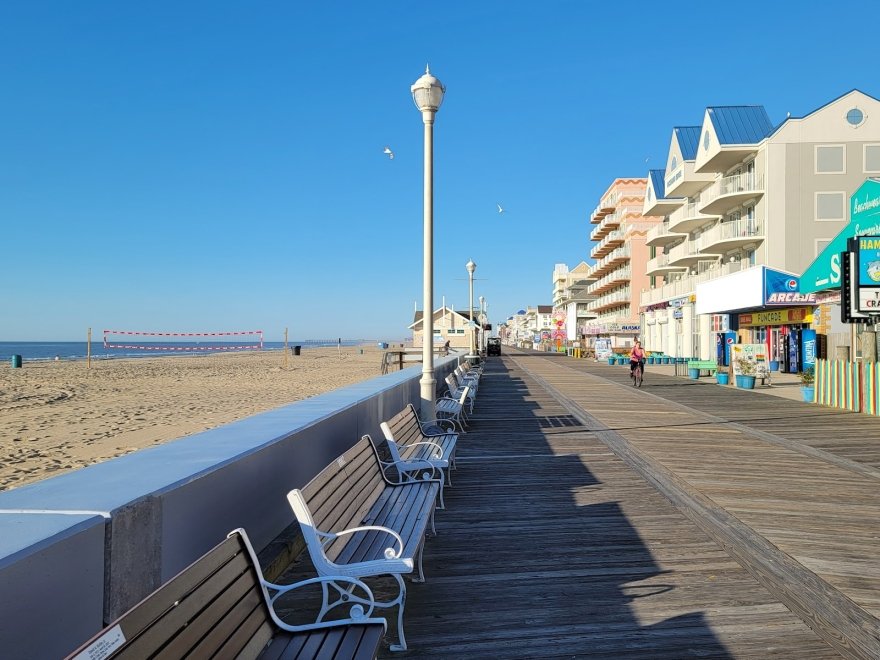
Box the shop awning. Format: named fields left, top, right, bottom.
left=801, top=178, right=880, bottom=294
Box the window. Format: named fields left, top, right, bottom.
left=670, top=156, right=678, bottom=171
left=815, top=192, right=845, bottom=221
left=815, top=239, right=831, bottom=257
left=846, top=107, right=865, bottom=127
left=815, top=145, right=845, bottom=174
left=865, top=144, right=880, bottom=173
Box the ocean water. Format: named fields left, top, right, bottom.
left=0, top=339, right=373, bottom=362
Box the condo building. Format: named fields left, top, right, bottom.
left=583, top=178, right=661, bottom=348
left=552, top=262, right=596, bottom=341
left=641, top=90, right=880, bottom=369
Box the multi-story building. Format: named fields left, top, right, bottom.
left=583, top=178, right=661, bottom=348
left=642, top=89, right=880, bottom=367
left=552, top=262, right=596, bottom=340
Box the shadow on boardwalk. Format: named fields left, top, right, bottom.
left=383, top=359, right=738, bottom=658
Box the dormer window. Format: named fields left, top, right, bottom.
left=703, top=131, right=711, bottom=151
left=670, top=156, right=678, bottom=171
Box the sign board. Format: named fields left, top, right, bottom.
left=738, top=307, right=812, bottom=327
left=731, top=343, right=769, bottom=381
left=594, top=339, right=612, bottom=360
left=764, top=269, right=816, bottom=305
left=856, top=235, right=880, bottom=312
left=801, top=179, right=880, bottom=294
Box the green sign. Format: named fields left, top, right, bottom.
left=801, top=178, right=880, bottom=294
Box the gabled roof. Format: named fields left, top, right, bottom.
left=648, top=169, right=666, bottom=199
left=769, top=88, right=880, bottom=137
left=706, top=106, right=774, bottom=145
left=410, top=306, right=473, bottom=328
left=673, top=127, right=701, bottom=160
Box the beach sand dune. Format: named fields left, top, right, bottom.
left=0, top=347, right=390, bottom=491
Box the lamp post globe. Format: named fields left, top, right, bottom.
left=414, top=66, right=445, bottom=422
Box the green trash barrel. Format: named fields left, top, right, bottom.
left=11, top=355, right=22, bottom=368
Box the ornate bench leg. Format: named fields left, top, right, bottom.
left=411, top=538, right=426, bottom=583
left=389, top=574, right=408, bottom=651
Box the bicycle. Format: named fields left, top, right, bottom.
left=631, top=360, right=644, bottom=388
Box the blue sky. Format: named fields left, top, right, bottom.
left=1, top=1, right=876, bottom=341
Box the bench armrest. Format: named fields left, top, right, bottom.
left=418, top=418, right=458, bottom=434
left=398, top=440, right=444, bottom=460
left=263, top=575, right=387, bottom=633
left=331, top=525, right=405, bottom=559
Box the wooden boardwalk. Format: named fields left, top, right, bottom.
left=368, top=351, right=871, bottom=658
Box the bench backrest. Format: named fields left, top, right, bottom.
left=381, top=404, right=425, bottom=447
left=299, top=438, right=389, bottom=562
left=66, top=531, right=273, bottom=659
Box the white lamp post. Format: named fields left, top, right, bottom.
left=412, top=66, right=445, bottom=421
left=478, top=295, right=485, bottom=355
left=466, top=259, right=477, bottom=359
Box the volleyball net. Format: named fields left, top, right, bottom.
left=103, top=330, right=264, bottom=352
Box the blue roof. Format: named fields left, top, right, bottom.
left=673, top=126, right=701, bottom=160
left=707, top=106, right=774, bottom=145
left=648, top=169, right=666, bottom=199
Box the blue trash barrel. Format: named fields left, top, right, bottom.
left=11, top=355, right=22, bottom=368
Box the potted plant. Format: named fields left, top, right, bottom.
left=800, top=366, right=815, bottom=402
left=716, top=366, right=729, bottom=386
left=734, top=357, right=757, bottom=389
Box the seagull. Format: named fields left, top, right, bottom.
left=497, top=203, right=505, bottom=214
left=383, top=146, right=394, bottom=160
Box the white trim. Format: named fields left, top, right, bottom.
left=814, top=191, right=846, bottom=222
left=814, top=144, right=846, bottom=174
left=864, top=143, right=880, bottom=174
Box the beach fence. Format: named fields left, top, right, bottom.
left=814, top=358, right=880, bottom=415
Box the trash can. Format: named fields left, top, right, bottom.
left=11, top=355, right=22, bottom=368
left=292, top=346, right=301, bottom=356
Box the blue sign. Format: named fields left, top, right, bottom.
left=764, top=268, right=816, bottom=305
left=857, top=236, right=880, bottom=286
left=801, top=328, right=816, bottom=368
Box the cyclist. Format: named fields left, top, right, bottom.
left=630, top=340, right=646, bottom=381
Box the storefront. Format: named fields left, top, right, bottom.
left=737, top=307, right=815, bottom=372
left=643, top=295, right=700, bottom=358
left=697, top=265, right=818, bottom=372
left=799, top=178, right=880, bottom=360
left=582, top=321, right=642, bottom=351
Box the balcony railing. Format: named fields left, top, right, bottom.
left=699, top=217, right=763, bottom=251
left=589, top=265, right=632, bottom=294
left=589, top=245, right=631, bottom=277
left=646, top=222, right=685, bottom=245
left=699, top=173, right=764, bottom=214
left=640, top=258, right=750, bottom=306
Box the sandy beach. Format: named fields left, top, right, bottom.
left=0, top=347, right=389, bottom=491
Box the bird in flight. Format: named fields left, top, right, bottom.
left=383, top=146, right=394, bottom=160
left=497, top=203, right=505, bottom=214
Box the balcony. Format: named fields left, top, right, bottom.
left=640, top=258, right=750, bottom=307
left=664, top=162, right=715, bottom=199
left=667, top=236, right=720, bottom=267
left=699, top=217, right=764, bottom=254
left=590, top=266, right=632, bottom=295
left=699, top=173, right=764, bottom=215
left=646, top=222, right=686, bottom=248
left=587, top=288, right=631, bottom=313
left=591, top=229, right=625, bottom=259
left=667, top=200, right=719, bottom=234
left=646, top=252, right=687, bottom=277
left=589, top=245, right=631, bottom=278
